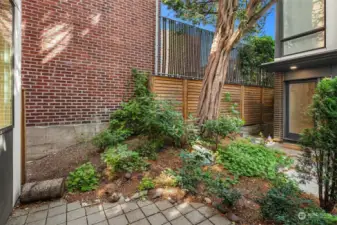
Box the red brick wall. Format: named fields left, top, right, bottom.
left=273, top=73, right=284, bottom=141
left=22, top=0, right=156, bottom=126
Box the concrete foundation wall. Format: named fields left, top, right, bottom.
left=27, top=123, right=108, bottom=161
left=241, top=123, right=273, bottom=137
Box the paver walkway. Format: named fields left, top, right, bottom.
left=6, top=198, right=231, bottom=225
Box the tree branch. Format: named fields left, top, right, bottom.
left=246, top=0, right=277, bottom=29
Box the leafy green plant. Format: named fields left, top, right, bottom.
left=102, top=145, right=149, bottom=173
left=178, top=150, right=205, bottom=193
left=218, top=189, right=242, bottom=207
left=203, top=116, right=244, bottom=149
left=298, top=77, right=337, bottom=212
left=223, top=92, right=240, bottom=116
left=217, top=140, right=293, bottom=180
left=178, top=150, right=235, bottom=194
left=99, top=69, right=184, bottom=146
left=183, top=115, right=201, bottom=146
left=238, top=36, right=274, bottom=85
left=260, top=181, right=336, bottom=225
left=138, top=176, right=155, bottom=191
left=93, top=129, right=132, bottom=150
left=66, top=162, right=99, bottom=192
left=136, top=138, right=164, bottom=160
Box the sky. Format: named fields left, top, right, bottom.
left=161, top=4, right=276, bottom=39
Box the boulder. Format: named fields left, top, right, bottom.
left=108, top=192, right=121, bottom=203
left=226, top=212, right=242, bottom=222
left=151, top=188, right=164, bottom=199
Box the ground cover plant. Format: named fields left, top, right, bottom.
left=66, top=162, right=99, bottom=193
left=135, top=138, right=164, bottom=160
left=138, top=176, right=155, bottom=191
left=102, top=144, right=149, bottom=174
left=217, top=139, right=293, bottom=180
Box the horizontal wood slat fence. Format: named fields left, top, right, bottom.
left=151, top=76, right=274, bottom=126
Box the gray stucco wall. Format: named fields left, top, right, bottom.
left=27, top=123, right=107, bottom=161
left=275, top=0, right=337, bottom=60
left=0, top=131, right=13, bottom=225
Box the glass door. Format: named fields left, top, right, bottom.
left=285, top=79, right=317, bottom=141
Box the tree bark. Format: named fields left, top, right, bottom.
left=21, top=178, right=65, bottom=203
left=197, top=0, right=239, bottom=124
left=196, top=0, right=277, bottom=124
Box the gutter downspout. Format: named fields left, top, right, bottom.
left=155, top=0, right=159, bottom=75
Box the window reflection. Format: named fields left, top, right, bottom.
left=0, top=0, right=13, bottom=129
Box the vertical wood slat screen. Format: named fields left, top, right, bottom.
left=151, top=76, right=274, bottom=125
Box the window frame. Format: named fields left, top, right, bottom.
left=280, top=0, right=326, bottom=57
left=0, top=0, right=15, bottom=135
left=284, top=78, right=318, bottom=141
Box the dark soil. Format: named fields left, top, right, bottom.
left=25, top=136, right=329, bottom=225
left=26, top=141, right=102, bottom=183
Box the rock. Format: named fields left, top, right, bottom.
left=192, top=144, right=214, bottom=165
left=104, top=183, right=117, bottom=196
left=125, top=197, right=131, bottom=202
left=20, top=178, right=65, bottom=203
left=118, top=195, right=125, bottom=203
left=204, top=197, right=212, bottom=204
left=125, top=173, right=132, bottom=179
left=168, top=197, right=176, bottom=204
left=226, top=212, right=242, bottom=222
left=130, top=191, right=148, bottom=200
left=152, top=188, right=164, bottom=199
left=108, top=192, right=121, bottom=203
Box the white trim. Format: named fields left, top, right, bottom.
left=12, top=0, right=22, bottom=206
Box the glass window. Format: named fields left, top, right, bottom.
left=0, top=0, right=13, bottom=130
left=283, top=31, right=325, bottom=55
left=282, top=0, right=325, bottom=55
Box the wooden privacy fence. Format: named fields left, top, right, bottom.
left=150, top=76, right=274, bottom=126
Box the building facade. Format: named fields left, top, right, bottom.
left=263, top=0, right=337, bottom=142
left=21, top=0, right=157, bottom=160
left=0, top=0, right=22, bottom=224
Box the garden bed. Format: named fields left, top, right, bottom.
left=24, top=71, right=337, bottom=225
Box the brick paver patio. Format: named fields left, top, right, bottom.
left=6, top=199, right=231, bottom=225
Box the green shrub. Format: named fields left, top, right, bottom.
left=178, top=150, right=234, bottom=194
left=66, top=162, right=99, bottom=193
left=93, top=129, right=131, bottom=150
left=218, top=189, right=242, bottom=207
left=298, top=77, right=337, bottom=212
left=217, top=140, right=293, bottom=180
left=183, top=115, right=200, bottom=146
left=203, top=116, right=244, bottom=149
left=136, top=138, right=164, bottom=160
left=102, top=69, right=185, bottom=146
left=178, top=151, right=204, bottom=193
left=260, top=181, right=336, bottom=225
left=138, top=176, right=155, bottom=191
left=102, top=145, right=149, bottom=173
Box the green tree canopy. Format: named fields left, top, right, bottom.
left=238, top=36, right=274, bottom=81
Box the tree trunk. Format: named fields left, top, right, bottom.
left=197, top=0, right=240, bottom=124
left=21, top=178, right=65, bottom=203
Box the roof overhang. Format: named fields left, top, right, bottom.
left=261, top=50, right=337, bottom=73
